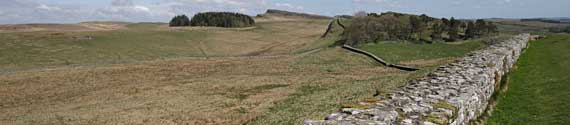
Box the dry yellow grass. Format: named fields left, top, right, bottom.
left=0, top=17, right=331, bottom=71
left=0, top=22, right=128, bottom=33
left=166, top=18, right=330, bottom=56
left=0, top=47, right=418, bottom=124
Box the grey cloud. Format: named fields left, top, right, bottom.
left=112, top=0, right=135, bottom=6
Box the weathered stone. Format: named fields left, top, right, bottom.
left=423, top=121, right=437, bottom=125
left=401, top=119, right=413, bottom=125
left=305, top=34, right=530, bottom=125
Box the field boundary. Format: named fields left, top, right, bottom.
left=342, top=45, right=419, bottom=71
left=306, top=34, right=530, bottom=125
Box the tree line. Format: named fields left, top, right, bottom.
left=190, top=12, right=254, bottom=28
left=337, top=12, right=498, bottom=46
left=170, top=12, right=255, bottom=28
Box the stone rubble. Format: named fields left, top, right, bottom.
left=305, top=34, right=531, bottom=125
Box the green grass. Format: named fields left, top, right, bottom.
left=246, top=75, right=414, bottom=125
left=0, top=23, right=208, bottom=71
left=246, top=64, right=438, bottom=125
left=359, top=41, right=486, bottom=63
left=487, top=34, right=570, bottom=125
left=247, top=40, right=485, bottom=125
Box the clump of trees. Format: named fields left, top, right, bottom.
left=190, top=12, right=255, bottom=28
left=169, top=15, right=190, bottom=27
left=337, top=12, right=498, bottom=46
left=465, top=19, right=499, bottom=39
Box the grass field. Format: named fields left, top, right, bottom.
left=0, top=18, right=330, bottom=72
left=0, top=14, right=492, bottom=125
left=246, top=41, right=486, bottom=124
left=359, top=41, right=486, bottom=64
left=0, top=23, right=208, bottom=71
left=492, top=19, right=570, bottom=34
left=487, top=34, right=570, bottom=124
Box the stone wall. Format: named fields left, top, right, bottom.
left=305, top=34, right=531, bottom=125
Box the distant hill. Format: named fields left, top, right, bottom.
left=0, top=22, right=128, bottom=33
left=520, top=18, right=570, bottom=24
left=540, top=17, right=570, bottom=23
left=257, top=9, right=332, bottom=20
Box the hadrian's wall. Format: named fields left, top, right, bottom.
left=306, top=34, right=531, bottom=125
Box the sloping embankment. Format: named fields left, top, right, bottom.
left=305, top=34, right=530, bottom=125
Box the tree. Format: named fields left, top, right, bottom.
left=431, top=22, right=445, bottom=41
left=441, top=18, right=450, bottom=31
left=465, top=22, right=477, bottom=38
left=169, top=15, right=190, bottom=27
left=486, top=22, right=498, bottom=34
left=475, top=19, right=487, bottom=35
left=410, top=16, right=427, bottom=40
left=448, top=17, right=461, bottom=41
left=419, top=14, right=431, bottom=22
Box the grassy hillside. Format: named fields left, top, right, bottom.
left=488, top=34, right=570, bottom=124
left=0, top=23, right=207, bottom=71
left=0, top=18, right=330, bottom=71
left=247, top=40, right=488, bottom=124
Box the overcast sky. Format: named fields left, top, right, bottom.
left=1, top=0, right=569, bottom=24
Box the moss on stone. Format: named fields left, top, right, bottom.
left=424, top=113, right=447, bottom=125
left=434, top=100, right=459, bottom=120
left=396, top=108, right=407, bottom=122
left=362, top=98, right=381, bottom=103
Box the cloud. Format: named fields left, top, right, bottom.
left=167, top=0, right=267, bottom=6
left=112, top=0, right=135, bottom=6
left=275, top=3, right=304, bottom=10
left=93, top=0, right=171, bottom=22
left=352, top=0, right=401, bottom=9
left=163, top=0, right=269, bottom=14
left=36, top=4, right=63, bottom=11
left=0, top=0, right=83, bottom=24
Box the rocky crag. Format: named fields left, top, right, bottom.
left=305, top=34, right=531, bottom=125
